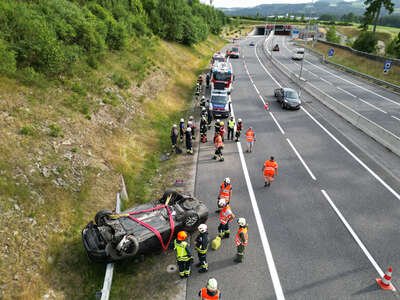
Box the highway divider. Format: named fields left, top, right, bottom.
left=263, top=36, right=400, bottom=157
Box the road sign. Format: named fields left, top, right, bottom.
left=328, top=48, right=334, bottom=57
left=292, top=29, right=299, bottom=39
left=383, top=60, right=392, bottom=73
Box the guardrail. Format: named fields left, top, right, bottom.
left=263, top=36, right=400, bottom=157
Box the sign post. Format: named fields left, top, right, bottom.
left=383, top=60, right=392, bottom=74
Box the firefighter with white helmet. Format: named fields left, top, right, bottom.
left=195, top=224, right=209, bottom=273
left=218, top=199, right=234, bottom=239
left=235, top=118, right=243, bottom=142
left=217, top=177, right=232, bottom=211
left=234, top=217, right=248, bottom=263
left=185, top=127, right=193, bottom=154
left=198, top=278, right=220, bottom=299
left=179, top=118, right=185, bottom=143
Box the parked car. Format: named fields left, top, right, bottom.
left=272, top=44, right=280, bottom=51
left=274, top=87, right=301, bottom=110
left=209, top=90, right=231, bottom=118
left=82, top=191, right=208, bottom=262
left=227, top=46, right=240, bottom=58
left=249, top=41, right=255, bottom=47
left=292, top=48, right=305, bottom=60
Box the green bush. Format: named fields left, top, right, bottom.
left=48, top=124, right=63, bottom=138
left=19, top=125, right=35, bottom=136
left=326, top=26, right=340, bottom=44
left=353, top=31, right=378, bottom=53
left=111, top=73, right=130, bottom=89
left=0, top=39, right=16, bottom=75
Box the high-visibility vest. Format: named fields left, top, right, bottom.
left=174, top=240, right=190, bottom=261
left=219, top=205, right=233, bottom=225
left=263, top=160, right=277, bottom=176
left=214, top=135, right=223, bottom=148
left=228, top=120, right=235, bottom=129
left=219, top=183, right=232, bottom=200
left=246, top=129, right=254, bottom=142
left=235, top=227, right=248, bottom=246
left=265, top=160, right=278, bottom=170
left=200, top=288, right=220, bottom=300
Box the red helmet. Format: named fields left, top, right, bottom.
left=177, top=231, right=187, bottom=241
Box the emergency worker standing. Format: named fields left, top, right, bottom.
left=171, top=124, right=178, bottom=150
left=179, top=118, right=185, bottom=143
left=213, top=132, right=224, bottom=161
left=218, top=177, right=232, bottom=205
left=185, top=127, right=193, bottom=154
left=245, top=127, right=256, bottom=153
left=227, top=116, right=235, bottom=141
left=218, top=199, right=234, bottom=238
left=235, top=118, right=243, bottom=142
left=195, top=224, right=209, bottom=273
left=214, top=119, right=221, bottom=135
left=219, top=121, right=225, bottom=142
left=262, top=156, right=278, bottom=186
left=198, top=278, right=221, bottom=299
left=234, top=218, right=248, bottom=263
left=174, top=231, right=193, bottom=278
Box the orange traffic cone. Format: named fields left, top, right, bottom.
left=376, top=266, right=395, bottom=291
left=264, top=102, right=269, bottom=110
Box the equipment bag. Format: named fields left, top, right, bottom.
left=211, top=236, right=221, bottom=250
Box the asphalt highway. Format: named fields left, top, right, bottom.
left=186, top=35, right=400, bottom=299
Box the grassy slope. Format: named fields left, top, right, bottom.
left=336, top=24, right=400, bottom=42
left=0, top=34, right=225, bottom=299
left=309, top=41, right=400, bottom=85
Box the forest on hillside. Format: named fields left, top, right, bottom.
left=0, top=0, right=226, bottom=78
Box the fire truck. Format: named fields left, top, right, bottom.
left=210, top=62, right=234, bottom=94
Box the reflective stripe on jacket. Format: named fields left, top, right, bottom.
left=219, top=205, right=233, bottom=225
left=228, top=120, right=235, bottom=129
left=214, top=135, right=223, bottom=148
left=235, top=227, right=248, bottom=246
left=174, top=240, right=190, bottom=261
left=219, top=183, right=232, bottom=200
left=200, top=288, right=220, bottom=299
left=246, top=129, right=254, bottom=142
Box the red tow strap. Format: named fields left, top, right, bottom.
left=127, top=204, right=175, bottom=251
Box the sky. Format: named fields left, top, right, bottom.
left=200, top=0, right=313, bottom=8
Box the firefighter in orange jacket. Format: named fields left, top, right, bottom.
left=245, top=127, right=255, bottom=153
left=213, top=132, right=224, bottom=161
left=198, top=278, right=221, bottom=299
left=234, top=218, right=248, bottom=263
left=262, top=156, right=278, bottom=187
left=218, top=199, right=234, bottom=238
left=218, top=177, right=232, bottom=205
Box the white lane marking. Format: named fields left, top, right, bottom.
left=319, top=76, right=333, bottom=85
left=269, top=111, right=285, bottom=135
left=254, top=42, right=282, bottom=88
left=302, top=106, right=400, bottom=201
left=230, top=105, right=285, bottom=300
left=321, top=189, right=395, bottom=289
left=337, top=87, right=356, bottom=98
left=304, top=59, right=400, bottom=107
left=358, top=98, right=388, bottom=114
left=286, top=138, right=317, bottom=180
left=392, top=115, right=400, bottom=122
left=306, top=81, right=400, bottom=140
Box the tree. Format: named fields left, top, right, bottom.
left=387, top=33, right=400, bottom=58
left=326, top=26, right=340, bottom=43
left=363, top=0, right=394, bottom=33
left=353, top=31, right=378, bottom=53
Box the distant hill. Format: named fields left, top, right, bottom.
left=221, top=0, right=400, bottom=17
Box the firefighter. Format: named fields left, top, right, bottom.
left=218, top=177, right=232, bottom=205
left=198, top=278, right=221, bottom=299
left=200, top=115, right=208, bottom=143
left=170, top=124, right=178, bottom=150
left=262, top=156, right=278, bottom=186
left=201, top=107, right=208, bottom=118
left=195, top=224, right=209, bottom=273
left=245, top=127, right=256, bottom=153
left=179, top=118, right=185, bottom=143
left=213, top=132, right=224, bottom=161
left=218, top=199, right=234, bottom=239
left=227, top=116, right=235, bottom=141
left=234, top=218, right=248, bottom=263
left=206, top=73, right=210, bottom=89
left=207, top=106, right=212, bottom=128
left=219, top=121, right=225, bottom=142
left=185, top=127, right=193, bottom=154
left=174, top=231, right=193, bottom=278
left=214, top=119, right=221, bottom=135
left=235, top=118, right=242, bottom=142
left=188, top=116, right=196, bottom=140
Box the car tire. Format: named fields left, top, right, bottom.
left=184, top=211, right=200, bottom=228
left=95, top=210, right=113, bottom=226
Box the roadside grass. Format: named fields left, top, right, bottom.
left=309, top=42, right=400, bottom=85
left=335, top=25, right=399, bottom=46
left=0, top=34, right=225, bottom=299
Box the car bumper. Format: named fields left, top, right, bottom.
left=285, top=103, right=301, bottom=109
left=82, top=223, right=109, bottom=262
left=230, top=54, right=239, bottom=58
left=212, top=110, right=230, bottom=118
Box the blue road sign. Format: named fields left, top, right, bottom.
left=383, top=60, right=392, bottom=73
left=292, top=29, right=299, bottom=34
left=328, top=48, right=334, bottom=57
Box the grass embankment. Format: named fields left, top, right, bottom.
left=335, top=25, right=399, bottom=46
left=308, top=41, right=400, bottom=85
left=0, top=34, right=225, bottom=299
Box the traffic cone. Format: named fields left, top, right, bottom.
left=264, top=102, right=269, bottom=110
left=376, top=266, right=395, bottom=291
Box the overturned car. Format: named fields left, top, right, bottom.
left=82, top=191, right=208, bottom=262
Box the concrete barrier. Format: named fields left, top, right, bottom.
left=263, top=35, right=400, bottom=157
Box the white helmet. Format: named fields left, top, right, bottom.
left=207, top=278, right=218, bottom=291
left=202, top=107, right=206, bottom=111
left=202, top=96, right=205, bottom=100
left=198, top=224, right=208, bottom=233
left=186, top=127, right=192, bottom=132
left=173, top=124, right=177, bottom=128
left=237, top=217, right=246, bottom=226
left=189, top=115, right=194, bottom=121
left=224, top=177, right=231, bottom=184
left=238, top=118, right=242, bottom=122
left=180, top=118, right=184, bottom=122
left=218, top=198, right=226, bottom=207
left=216, top=119, right=220, bottom=123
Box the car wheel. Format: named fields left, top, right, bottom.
left=95, top=210, right=113, bottom=226
left=184, top=211, right=200, bottom=228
